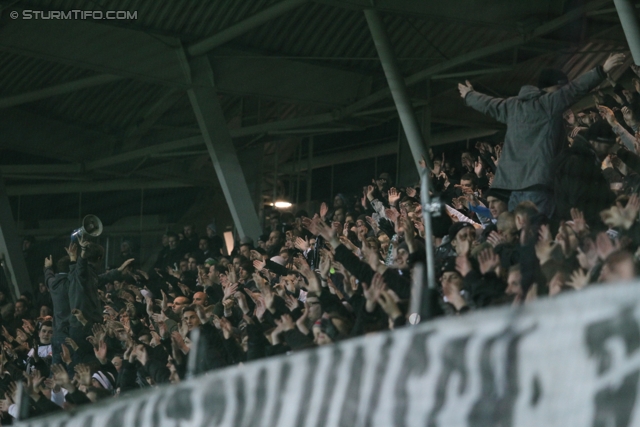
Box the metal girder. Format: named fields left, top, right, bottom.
left=84, top=136, right=203, bottom=171
left=209, top=47, right=372, bottom=106
left=365, top=9, right=427, bottom=172
left=224, top=0, right=610, bottom=137
left=0, top=164, right=82, bottom=174
left=430, top=67, right=513, bottom=80
left=278, top=128, right=499, bottom=173
left=17, top=223, right=174, bottom=238
left=0, top=74, right=124, bottom=109
left=614, top=0, right=640, bottom=65
left=5, top=178, right=194, bottom=196
left=0, top=1, right=311, bottom=108
left=183, top=54, right=262, bottom=240
left=0, top=108, right=115, bottom=163
left=315, top=0, right=564, bottom=26
left=345, top=0, right=610, bottom=115
left=0, top=12, right=188, bottom=87
left=187, top=0, right=308, bottom=56
left=119, top=88, right=185, bottom=152
left=0, top=174, right=31, bottom=298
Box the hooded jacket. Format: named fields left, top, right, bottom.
left=464, top=66, right=606, bottom=191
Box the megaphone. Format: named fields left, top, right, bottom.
left=71, top=215, right=103, bottom=242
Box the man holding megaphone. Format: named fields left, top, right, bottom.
left=66, top=236, right=134, bottom=363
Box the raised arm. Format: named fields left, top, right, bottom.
left=544, top=53, right=625, bottom=115
left=460, top=80, right=510, bottom=124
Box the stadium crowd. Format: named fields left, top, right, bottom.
left=0, top=52, right=639, bottom=421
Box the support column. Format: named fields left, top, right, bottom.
left=365, top=9, right=427, bottom=172
left=614, top=0, right=640, bottom=65
left=366, top=9, right=437, bottom=296
left=0, top=174, right=31, bottom=299
left=183, top=55, right=262, bottom=240
left=305, top=137, right=313, bottom=213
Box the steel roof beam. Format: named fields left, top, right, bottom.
left=187, top=0, right=308, bottom=56
left=182, top=54, right=262, bottom=240
left=5, top=178, right=194, bottom=196
left=0, top=74, right=124, bottom=109
left=278, top=128, right=499, bottom=173
left=0, top=174, right=32, bottom=298
left=222, top=0, right=610, bottom=137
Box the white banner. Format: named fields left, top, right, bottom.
left=17, top=282, right=640, bottom=427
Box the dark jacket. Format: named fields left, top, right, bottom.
left=552, top=138, right=615, bottom=223
left=44, top=267, right=72, bottom=335
left=69, top=258, right=121, bottom=327
left=465, top=66, right=606, bottom=191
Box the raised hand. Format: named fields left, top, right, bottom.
left=294, top=236, right=310, bottom=252
left=296, top=302, right=310, bottom=334
left=222, top=299, right=235, bottom=316
left=65, top=243, right=78, bottom=262
left=92, top=324, right=106, bottom=342
left=1, top=327, right=12, bottom=343
left=44, top=255, right=53, bottom=269
left=64, top=337, right=79, bottom=352
left=378, top=289, right=402, bottom=320
left=22, top=319, right=34, bottom=336
left=491, top=144, right=502, bottom=167
left=284, top=294, right=299, bottom=312
left=61, top=343, right=72, bottom=365
left=118, top=258, right=136, bottom=272
left=486, top=231, right=506, bottom=248
left=603, top=53, right=625, bottom=74
left=477, top=248, right=499, bottom=275
left=74, top=364, right=92, bottom=387
left=362, top=273, right=386, bottom=313
left=170, top=331, right=188, bottom=354
left=598, top=105, right=618, bottom=127
left=601, top=205, right=626, bottom=229
left=458, top=80, right=474, bottom=98
left=71, top=309, right=87, bottom=327
left=94, top=340, right=108, bottom=364
left=388, top=187, right=400, bottom=206
left=51, top=365, right=72, bottom=389
left=570, top=208, right=587, bottom=235
left=567, top=268, right=589, bottom=290
left=474, top=157, right=484, bottom=177
left=227, top=265, right=238, bottom=285
left=219, top=317, right=233, bottom=339
left=136, top=345, right=149, bottom=366
left=535, top=224, right=557, bottom=265
left=366, top=185, right=375, bottom=200
left=622, top=106, right=637, bottom=127
left=277, top=314, right=295, bottom=331
left=385, top=208, right=399, bottom=224
left=234, top=291, right=250, bottom=315
left=595, top=232, right=619, bottom=261
left=620, top=193, right=640, bottom=229
left=319, top=202, right=328, bottom=220
left=78, top=236, right=91, bottom=258
left=569, top=126, right=586, bottom=138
